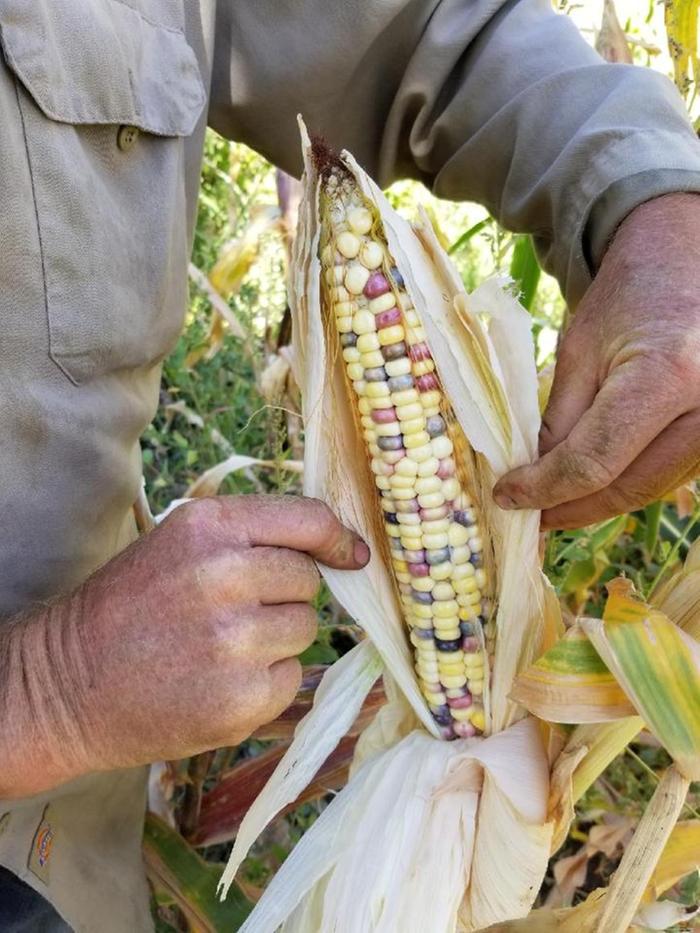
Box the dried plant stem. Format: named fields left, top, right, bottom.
left=593, top=764, right=689, bottom=933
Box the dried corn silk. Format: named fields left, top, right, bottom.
left=219, top=120, right=558, bottom=933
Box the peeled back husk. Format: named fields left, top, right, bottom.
left=218, top=119, right=560, bottom=931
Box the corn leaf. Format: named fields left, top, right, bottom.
left=509, top=236, right=541, bottom=312
left=582, top=581, right=700, bottom=780
left=664, top=0, right=699, bottom=97
left=510, top=625, right=635, bottom=723
left=644, top=819, right=700, bottom=901
left=143, top=812, right=252, bottom=931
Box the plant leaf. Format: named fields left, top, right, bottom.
left=143, top=812, right=252, bottom=932
left=509, top=236, right=541, bottom=311
left=510, top=624, right=636, bottom=723
left=644, top=819, right=700, bottom=901
left=582, top=581, right=700, bottom=780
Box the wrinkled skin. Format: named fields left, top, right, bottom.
left=0, top=495, right=369, bottom=798
left=494, top=192, right=700, bottom=529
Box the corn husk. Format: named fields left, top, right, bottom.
left=217, top=120, right=559, bottom=931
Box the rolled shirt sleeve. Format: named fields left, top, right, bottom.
left=209, top=0, right=700, bottom=306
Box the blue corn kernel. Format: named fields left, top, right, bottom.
left=426, top=415, right=446, bottom=437
left=426, top=547, right=450, bottom=565
left=377, top=435, right=404, bottom=451
left=390, top=266, right=405, bottom=288
left=387, top=373, right=414, bottom=393
left=411, top=589, right=433, bottom=604
left=412, top=626, right=434, bottom=639
left=365, top=366, right=387, bottom=382
left=385, top=512, right=399, bottom=524
left=340, top=332, right=358, bottom=347
left=435, top=637, right=461, bottom=652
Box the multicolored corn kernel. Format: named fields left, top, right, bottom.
left=317, top=153, right=491, bottom=738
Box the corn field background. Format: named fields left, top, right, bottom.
left=142, top=2, right=700, bottom=930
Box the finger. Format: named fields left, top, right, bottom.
left=538, top=323, right=598, bottom=456
left=228, top=495, right=370, bottom=570
left=541, top=409, right=700, bottom=529
left=251, top=547, right=321, bottom=604
left=493, top=359, right=685, bottom=511
left=252, top=603, right=318, bottom=662
left=267, top=657, right=304, bottom=713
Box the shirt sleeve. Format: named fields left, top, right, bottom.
left=209, top=0, right=700, bottom=306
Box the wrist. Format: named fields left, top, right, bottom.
left=0, top=601, right=96, bottom=798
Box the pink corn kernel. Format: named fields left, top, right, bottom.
left=381, top=448, right=406, bottom=464
left=462, top=636, right=480, bottom=653
left=408, top=342, right=431, bottom=361
left=447, top=694, right=473, bottom=709
left=437, top=458, right=455, bottom=479
left=416, top=373, right=439, bottom=392
left=408, top=562, right=431, bottom=577
left=371, top=407, right=397, bottom=424
left=374, top=307, right=402, bottom=328
left=453, top=721, right=477, bottom=738
left=363, top=272, right=391, bottom=299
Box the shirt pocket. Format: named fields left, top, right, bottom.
left=0, top=0, right=206, bottom=384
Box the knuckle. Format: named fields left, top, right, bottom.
left=565, top=445, right=618, bottom=492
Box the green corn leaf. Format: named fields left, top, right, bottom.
left=143, top=812, right=253, bottom=932
left=509, top=235, right=541, bottom=311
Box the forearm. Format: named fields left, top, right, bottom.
left=0, top=605, right=91, bottom=799
left=211, top=0, right=700, bottom=306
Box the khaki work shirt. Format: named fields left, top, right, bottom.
left=1, top=1, right=699, bottom=930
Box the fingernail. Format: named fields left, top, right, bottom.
left=353, top=538, right=370, bottom=566
left=493, top=491, right=519, bottom=510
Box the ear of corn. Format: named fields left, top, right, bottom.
left=316, top=142, right=491, bottom=739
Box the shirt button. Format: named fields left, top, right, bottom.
left=117, top=125, right=139, bottom=152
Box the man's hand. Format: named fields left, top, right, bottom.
left=0, top=496, right=369, bottom=798
left=493, top=192, right=700, bottom=529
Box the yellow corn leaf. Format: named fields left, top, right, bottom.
left=582, top=581, right=700, bottom=781
left=665, top=0, right=700, bottom=97
left=510, top=624, right=635, bottom=723
left=568, top=718, right=644, bottom=804
left=644, top=819, right=700, bottom=901
left=209, top=206, right=280, bottom=298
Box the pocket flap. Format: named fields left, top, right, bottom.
left=0, top=0, right=206, bottom=136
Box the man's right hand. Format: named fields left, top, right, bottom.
left=0, top=495, right=369, bottom=798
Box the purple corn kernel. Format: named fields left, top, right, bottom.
left=382, top=340, right=407, bottom=361
left=387, top=373, right=414, bottom=392
left=435, top=637, right=461, bottom=652
left=470, top=552, right=483, bottom=568
left=371, top=407, right=397, bottom=424
left=408, top=562, right=431, bottom=577
left=340, top=332, right=358, bottom=347
left=375, top=307, right=402, bottom=329
left=411, top=589, right=433, bottom=604
left=441, top=725, right=457, bottom=740
left=462, top=636, right=480, bottom=653
left=385, top=512, right=399, bottom=525
left=416, top=373, right=439, bottom=392
left=426, top=415, right=446, bottom=437
left=426, top=547, right=450, bottom=565
left=363, top=272, right=391, bottom=299
left=377, top=435, right=404, bottom=451
left=412, top=626, right=435, bottom=639
left=365, top=366, right=387, bottom=382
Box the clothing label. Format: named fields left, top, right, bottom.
left=28, top=804, right=56, bottom=884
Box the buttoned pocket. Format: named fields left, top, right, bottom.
left=0, top=0, right=206, bottom=383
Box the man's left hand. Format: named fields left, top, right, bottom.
left=493, top=192, right=700, bottom=530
